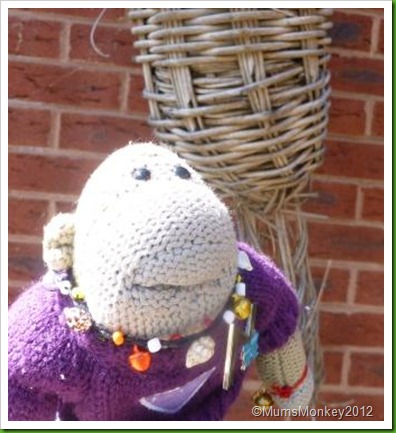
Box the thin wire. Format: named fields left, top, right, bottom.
left=90, top=8, right=110, bottom=58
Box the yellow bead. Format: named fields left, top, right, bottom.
left=236, top=274, right=242, bottom=283
left=234, top=298, right=251, bottom=320
left=112, top=331, right=125, bottom=346
left=71, top=287, right=85, bottom=301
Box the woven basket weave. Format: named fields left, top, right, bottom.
left=130, top=8, right=332, bottom=215
left=130, top=8, right=332, bottom=405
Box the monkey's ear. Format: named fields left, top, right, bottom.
left=42, top=213, right=75, bottom=272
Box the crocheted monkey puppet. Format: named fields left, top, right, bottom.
left=9, top=143, right=313, bottom=421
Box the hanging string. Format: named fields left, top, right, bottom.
left=90, top=8, right=110, bottom=58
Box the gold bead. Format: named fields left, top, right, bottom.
left=234, top=298, right=251, bottom=320
left=71, top=287, right=85, bottom=301
left=253, top=390, right=274, bottom=407
left=236, top=274, right=242, bottom=283
left=112, top=331, right=125, bottom=346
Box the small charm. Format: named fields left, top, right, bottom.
left=112, top=330, right=125, bottom=346
left=237, top=250, right=253, bottom=271
left=253, top=389, right=274, bottom=407
left=64, top=307, right=92, bottom=333
left=244, top=303, right=257, bottom=338
left=186, top=336, right=215, bottom=368
left=241, top=330, right=259, bottom=370
left=128, top=345, right=152, bottom=372
left=223, top=323, right=238, bottom=390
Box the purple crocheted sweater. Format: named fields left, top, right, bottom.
left=8, top=243, right=298, bottom=421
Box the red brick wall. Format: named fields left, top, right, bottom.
left=8, top=8, right=384, bottom=421
left=308, top=8, right=384, bottom=421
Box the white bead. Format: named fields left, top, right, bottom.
left=147, top=337, right=162, bottom=353
left=237, top=250, right=253, bottom=271
left=58, top=280, right=71, bottom=295
left=223, top=310, right=235, bottom=325
left=235, top=282, right=246, bottom=296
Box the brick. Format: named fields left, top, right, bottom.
left=9, top=242, right=44, bottom=282
left=329, top=12, right=373, bottom=52
left=70, top=24, right=137, bottom=67
left=328, top=97, right=366, bottom=136
left=362, top=187, right=384, bottom=222
left=60, top=113, right=152, bottom=153
left=9, top=107, right=51, bottom=146
left=371, top=101, right=384, bottom=137
left=355, top=270, right=384, bottom=306
left=9, top=198, right=49, bottom=237
left=8, top=16, right=62, bottom=58
left=128, top=74, right=149, bottom=114
left=9, top=61, right=122, bottom=109
left=318, top=391, right=383, bottom=420
left=361, top=9, right=384, bottom=16
left=55, top=201, right=77, bottom=214
left=377, top=19, right=384, bottom=54
left=349, top=352, right=384, bottom=387
left=319, top=311, right=384, bottom=347
left=317, top=140, right=384, bottom=180
left=311, top=267, right=350, bottom=303
left=329, top=55, right=384, bottom=96
left=304, top=180, right=357, bottom=219
left=9, top=153, right=101, bottom=195
left=19, top=9, right=126, bottom=21
left=322, top=351, right=344, bottom=384
left=242, top=362, right=260, bottom=382
left=9, top=284, right=27, bottom=305
left=309, top=222, right=383, bottom=263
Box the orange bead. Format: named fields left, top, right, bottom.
left=128, top=345, right=152, bottom=372
left=112, top=331, right=125, bottom=346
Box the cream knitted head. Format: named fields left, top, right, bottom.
left=69, top=143, right=238, bottom=339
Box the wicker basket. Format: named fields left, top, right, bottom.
left=130, top=8, right=333, bottom=406
left=129, top=8, right=332, bottom=215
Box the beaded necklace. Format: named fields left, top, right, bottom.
left=45, top=250, right=257, bottom=383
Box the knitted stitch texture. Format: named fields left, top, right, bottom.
left=256, top=329, right=314, bottom=407
left=73, top=144, right=237, bottom=339
left=8, top=243, right=299, bottom=421
left=9, top=143, right=312, bottom=420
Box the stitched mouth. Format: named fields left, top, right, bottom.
left=86, top=266, right=236, bottom=341
left=126, top=272, right=228, bottom=291
left=121, top=278, right=232, bottom=338
left=139, top=367, right=216, bottom=414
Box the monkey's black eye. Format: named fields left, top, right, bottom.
left=174, top=165, right=191, bottom=179
left=133, top=168, right=151, bottom=181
